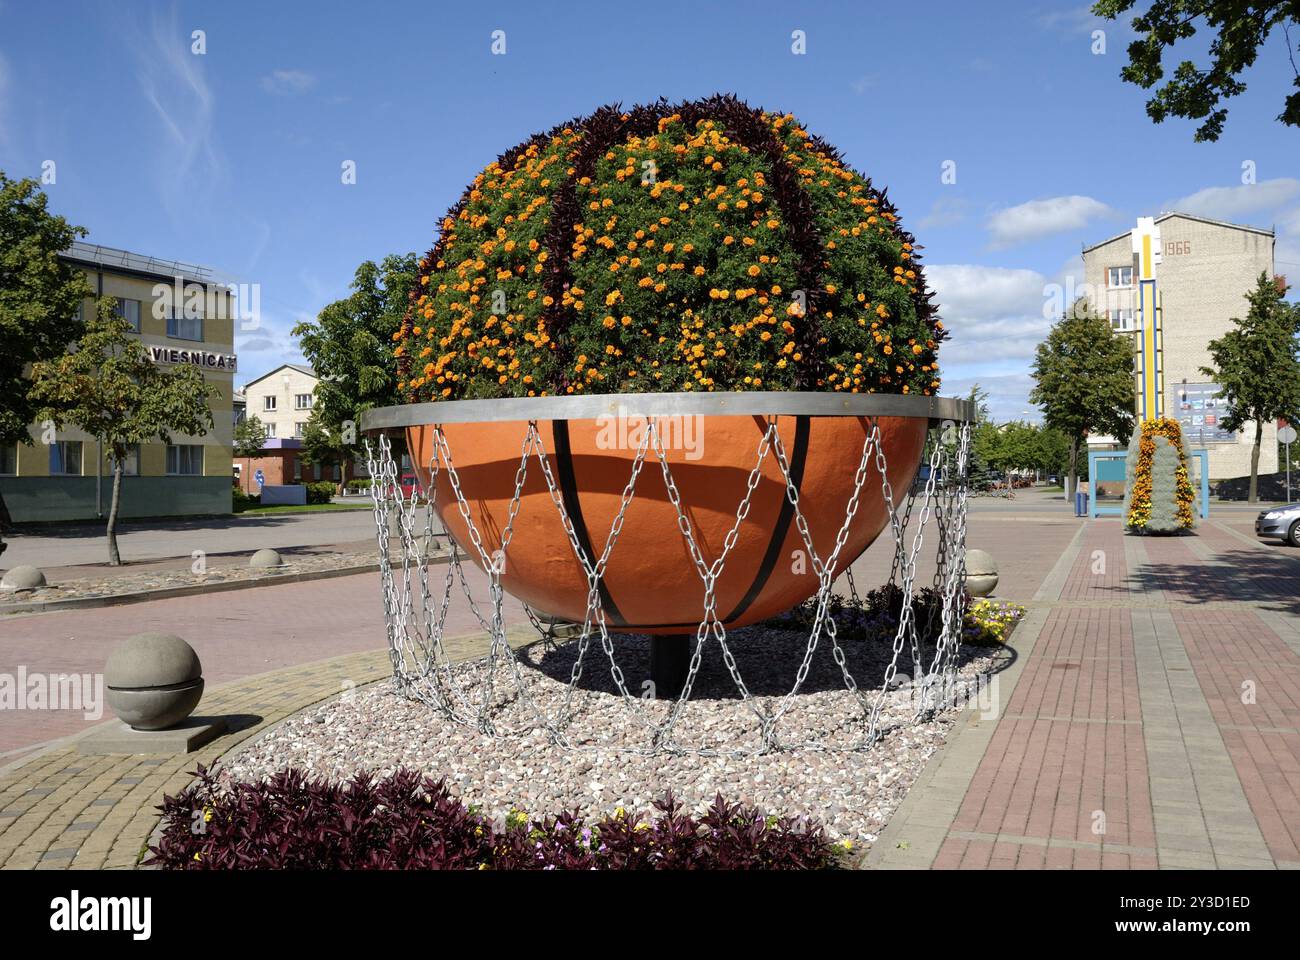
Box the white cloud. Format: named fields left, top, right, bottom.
left=131, top=7, right=221, bottom=218
left=986, top=195, right=1116, bottom=249
left=928, top=264, right=1054, bottom=364
left=1165, top=178, right=1300, bottom=223
left=944, top=371, right=1041, bottom=423
left=917, top=196, right=969, bottom=230
left=261, top=69, right=317, bottom=96
left=1037, top=5, right=1104, bottom=34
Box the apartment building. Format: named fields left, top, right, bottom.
left=0, top=243, right=236, bottom=522
left=1081, top=212, right=1278, bottom=480
left=234, top=363, right=359, bottom=493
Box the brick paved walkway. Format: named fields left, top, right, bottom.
left=870, top=516, right=1300, bottom=870
left=5, top=504, right=1297, bottom=871
left=0, top=565, right=525, bottom=758
left=0, top=628, right=531, bottom=870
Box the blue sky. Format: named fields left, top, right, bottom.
left=2, top=0, right=1298, bottom=420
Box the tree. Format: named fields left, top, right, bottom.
left=299, top=417, right=348, bottom=488
left=233, top=416, right=268, bottom=459
left=29, top=304, right=217, bottom=565
left=0, top=172, right=93, bottom=558
left=291, top=254, right=418, bottom=468
left=1037, top=425, right=1073, bottom=479
left=1200, top=272, right=1300, bottom=502
left=1029, top=300, right=1136, bottom=501
left=1093, top=0, right=1300, bottom=141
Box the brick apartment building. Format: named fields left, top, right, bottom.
left=233, top=363, right=361, bottom=494
left=1081, top=212, right=1278, bottom=480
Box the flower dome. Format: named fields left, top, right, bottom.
left=397, top=95, right=943, bottom=401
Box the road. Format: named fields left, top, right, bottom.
left=2, top=506, right=382, bottom=570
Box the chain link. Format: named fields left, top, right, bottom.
left=366, top=406, right=973, bottom=757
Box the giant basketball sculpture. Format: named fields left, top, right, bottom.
left=362, top=96, right=975, bottom=752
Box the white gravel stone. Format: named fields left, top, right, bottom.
left=223, top=626, right=1006, bottom=850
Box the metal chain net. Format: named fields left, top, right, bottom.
left=364, top=413, right=973, bottom=757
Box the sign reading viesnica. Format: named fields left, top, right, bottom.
left=148, top=345, right=238, bottom=372
left=1169, top=382, right=1237, bottom=445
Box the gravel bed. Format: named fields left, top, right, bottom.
left=224, top=627, right=1008, bottom=848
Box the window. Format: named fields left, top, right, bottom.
left=0, top=443, right=16, bottom=475
left=166, top=311, right=204, bottom=341
left=1109, top=309, right=1136, bottom=331
left=294, top=422, right=307, bottom=439
left=113, top=298, right=142, bottom=332
left=293, top=458, right=302, bottom=482
left=263, top=396, right=277, bottom=411
left=295, top=393, right=313, bottom=410
left=265, top=421, right=276, bottom=438
left=166, top=444, right=203, bottom=475
left=50, top=441, right=82, bottom=475
left=1107, top=266, right=1133, bottom=289
left=112, top=444, right=140, bottom=476
left=332, top=463, right=341, bottom=482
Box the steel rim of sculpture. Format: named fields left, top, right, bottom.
left=362, top=391, right=975, bottom=756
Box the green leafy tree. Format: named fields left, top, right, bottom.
left=1029, top=300, right=1136, bottom=501
left=0, top=172, right=93, bottom=557
left=1093, top=0, right=1300, bottom=141
left=291, top=254, right=418, bottom=467
left=233, top=415, right=268, bottom=459
left=1038, top=426, right=1074, bottom=479
left=1200, top=273, right=1300, bottom=502
left=29, top=304, right=217, bottom=565
left=299, top=417, right=349, bottom=488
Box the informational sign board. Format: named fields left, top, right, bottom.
left=1169, top=382, right=1237, bottom=445
left=254, top=469, right=265, bottom=489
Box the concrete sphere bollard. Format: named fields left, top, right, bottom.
left=249, top=548, right=283, bottom=569
left=963, top=549, right=999, bottom=597
left=1, top=565, right=46, bottom=592
left=105, top=633, right=204, bottom=730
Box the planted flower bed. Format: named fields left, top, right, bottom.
left=148, top=767, right=847, bottom=870
left=771, top=585, right=1026, bottom=646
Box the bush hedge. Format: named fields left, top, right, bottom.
left=397, top=95, right=941, bottom=402
left=304, top=481, right=336, bottom=505
left=147, top=766, right=846, bottom=870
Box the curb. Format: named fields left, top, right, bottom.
left=0, top=551, right=451, bottom=615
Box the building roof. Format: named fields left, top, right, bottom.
left=1081, top=211, right=1275, bottom=256
left=60, top=241, right=227, bottom=288
left=241, top=363, right=318, bottom=390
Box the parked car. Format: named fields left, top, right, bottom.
left=1255, top=504, right=1300, bottom=546
left=399, top=472, right=424, bottom=499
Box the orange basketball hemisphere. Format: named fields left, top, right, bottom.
left=407, top=414, right=927, bottom=634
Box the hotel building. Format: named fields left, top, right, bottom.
left=0, top=243, right=236, bottom=522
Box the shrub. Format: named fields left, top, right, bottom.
left=147, top=766, right=846, bottom=870
left=345, top=478, right=372, bottom=491
left=304, top=481, right=336, bottom=505
left=768, top=584, right=1025, bottom=647
left=396, top=95, right=942, bottom=402
left=232, top=489, right=260, bottom=511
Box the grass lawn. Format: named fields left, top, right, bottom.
left=233, top=501, right=373, bottom=516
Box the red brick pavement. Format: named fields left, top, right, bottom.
left=1058, top=522, right=1129, bottom=602
left=0, top=565, right=525, bottom=756
left=933, top=517, right=1300, bottom=869
left=942, top=599, right=1157, bottom=868
left=1173, top=607, right=1300, bottom=864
